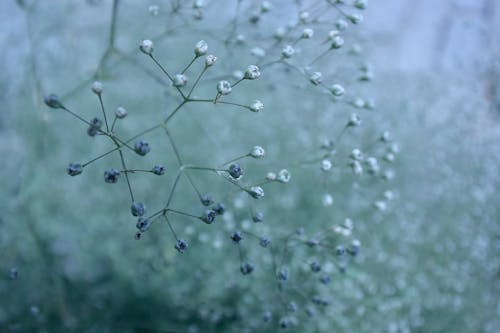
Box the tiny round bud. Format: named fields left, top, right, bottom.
left=260, top=1, right=271, bottom=13
left=200, top=194, right=214, bottom=206
left=278, top=268, right=289, bottom=281
left=217, top=80, right=232, bottom=95
left=265, top=172, right=276, bottom=181
left=327, top=30, right=340, bottom=40
left=104, top=168, right=120, bottom=183
left=131, top=201, right=146, bottom=217
left=301, top=28, right=314, bottom=39
left=212, top=203, right=225, bottom=215
left=148, top=5, right=159, bottom=16
left=228, top=163, right=243, bottom=180
left=152, top=165, right=165, bottom=175
left=347, top=113, right=361, bottom=127
left=322, top=193, right=334, bottom=206
left=205, top=54, right=217, bottom=67
left=365, top=157, right=380, bottom=174
left=250, top=146, right=265, bottom=158
left=384, top=153, right=395, bottom=162
left=310, top=261, right=321, bottom=273
left=230, top=231, right=243, bottom=243
left=87, top=117, right=103, bottom=137
left=193, top=0, right=204, bottom=9
left=249, top=100, right=264, bottom=113
left=44, top=94, right=64, bottom=109
left=91, top=81, right=103, bottom=95
left=252, top=211, right=264, bottom=223
left=321, top=159, right=332, bottom=171
left=350, top=148, right=363, bottom=161
left=336, top=19, right=348, bottom=31
left=67, top=162, right=83, bottom=176
left=351, top=160, right=363, bottom=175
left=374, top=200, right=387, bottom=211
left=194, top=40, right=208, bottom=56
left=134, top=140, right=151, bottom=156
left=236, top=34, right=246, bottom=44
left=139, top=39, right=154, bottom=55
left=299, top=11, right=310, bottom=23
left=115, top=106, right=128, bottom=119
left=354, top=0, right=367, bottom=9
left=175, top=239, right=189, bottom=253
left=251, top=47, right=266, bottom=58
left=336, top=245, right=345, bottom=255
left=277, top=169, right=291, bottom=183
left=330, top=35, right=344, bottom=49
left=330, top=84, right=345, bottom=96
left=248, top=186, right=265, bottom=199
left=240, top=262, right=254, bottom=275
left=384, top=190, right=394, bottom=200
left=260, top=237, right=271, bottom=247
left=136, top=217, right=151, bottom=232
left=274, top=27, right=286, bottom=40
left=309, top=72, right=322, bottom=85
left=244, top=65, right=261, bottom=80
left=353, top=98, right=365, bottom=108
left=201, top=209, right=217, bottom=224
left=173, top=74, right=188, bottom=87
left=347, top=13, right=363, bottom=24
left=282, top=45, right=295, bottom=58
left=380, top=131, right=392, bottom=142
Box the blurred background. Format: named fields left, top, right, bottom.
left=1, top=1, right=499, bottom=332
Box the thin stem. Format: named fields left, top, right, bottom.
left=110, top=115, right=118, bottom=132
left=181, top=55, right=199, bottom=74
left=108, top=0, right=119, bottom=48
left=125, top=123, right=163, bottom=144
left=62, top=106, right=93, bottom=127
left=98, top=94, right=110, bottom=132
left=308, top=47, right=331, bottom=66
left=82, top=147, right=120, bottom=167
left=220, top=154, right=249, bottom=167
left=164, top=215, right=179, bottom=241
left=118, top=149, right=135, bottom=202
left=149, top=54, right=187, bottom=100
left=167, top=208, right=200, bottom=220
left=187, top=66, right=207, bottom=99
left=164, top=100, right=187, bottom=124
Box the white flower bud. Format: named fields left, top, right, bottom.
left=139, top=39, right=154, bottom=55
left=344, top=218, right=354, bottom=229
left=347, top=13, right=363, bottom=24
left=322, top=193, right=334, bottom=206
left=365, top=157, right=380, bottom=174
left=330, top=36, right=344, bottom=49
left=251, top=47, right=266, bottom=58
left=327, top=30, right=340, bottom=40
left=389, top=143, right=400, bottom=154
left=205, top=54, right=217, bottom=67
left=347, top=113, right=361, bottom=127
left=249, top=186, right=265, bottom=199
left=380, top=131, right=392, bottom=142
left=354, top=0, right=367, bottom=9
left=249, top=100, right=264, bottom=112
left=353, top=98, right=365, bottom=108
left=301, top=28, right=314, bottom=39
left=384, top=153, right=395, bottom=163
left=277, top=169, right=291, bottom=183
left=193, top=0, right=204, bottom=9
left=309, top=72, right=322, bottom=85
left=336, top=19, right=348, bottom=31
left=115, top=106, right=128, bottom=119
left=299, top=11, right=310, bottom=23
left=148, top=5, right=159, bottom=16
left=330, top=84, right=345, bottom=97
left=250, top=146, right=265, bottom=158
left=260, top=1, right=272, bottom=13
left=244, top=65, right=260, bottom=80
left=351, top=160, right=363, bottom=175
left=274, top=27, right=287, bottom=40
left=236, top=34, right=246, bottom=44
left=173, top=74, right=188, bottom=87
left=194, top=40, right=208, bottom=56
left=321, top=159, right=332, bottom=171
left=383, top=190, right=394, bottom=201
left=282, top=45, right=295, bottom=58
left=350, top=148, right=363, bottom=161
left=266, top=172, right=277, bottom=181
left=374, top=200, right=387, bottom=211
left=217, top=80, right=232, bottom=95
left=91, top=81, right=103, bottom=95
left=383, top=169, right=395, bottom=180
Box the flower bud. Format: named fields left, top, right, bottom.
left=347, top=113, right=361, bottom=127
left=282, top=45, right=295, bottom=58
left=91, top=81, right=103, bottom=95
left=309, top=72, right=322, bottom=85
left=250, top=146, right=265, bottom=158
left=244, top=65, right=260, bottom=80
left=301, top=28, right=314, bottom=39
left=217, top=80, right=232, bottom=95
left=205, top=54, right=217, bottom=66
left=173, top=74, right=188, bottom=87
left=248, top=186, right=265, bottom=199
left=139, top=39, right=154, bottom=55
left=44, top=94, right=64, bottom=109
left=330, top=36, right=344, bottom=49
left=194, top=40, right=208, bottom=56
left=277, top=169, right=291, bottom=183
left=249, top=100, right=264, bottom=112
left=115, top=106, right=128, bottom=119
